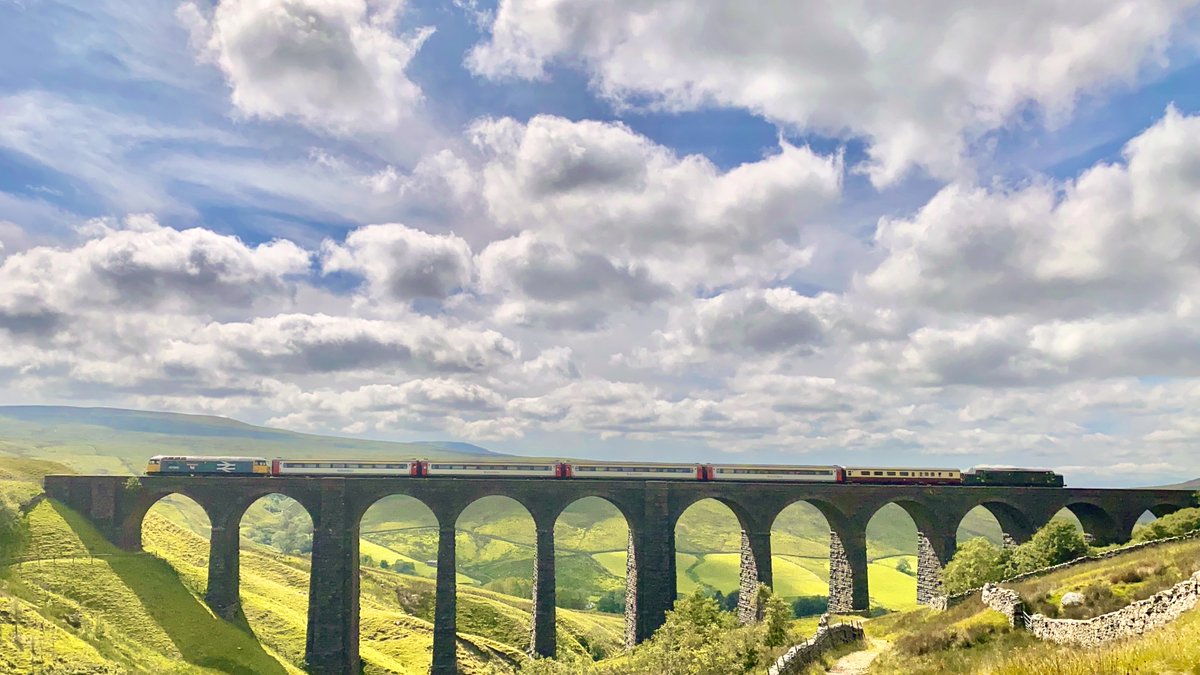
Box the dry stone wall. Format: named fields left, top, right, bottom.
left=933, top=528, right=1200, bottom=609
left=980, top=583, right=1024, bottom=626
left=1026, top=571, right=1200, bottom=646
left=767, top=618, right=865, bottom=675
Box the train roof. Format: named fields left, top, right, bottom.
left=149, top=455, right=266, bottom=461
left=709, top=464, right=840, bottom=470
left=566, top=460, right=700, bottom=467
left=844, top=466, right=961, bottom=472
left=966, top=466, right=1057, bottom=473
left=278, top=458, right=424, bottom=463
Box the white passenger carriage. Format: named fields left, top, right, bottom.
left=424, top=460, right=560, bottom=478
left=272, top=459, right=422, bottom=476
left=566, top=461, right=705, bottom=480
left=708, top=464, right=842, bottom=482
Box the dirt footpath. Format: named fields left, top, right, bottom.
left=827, top=639, right=889, bottom=674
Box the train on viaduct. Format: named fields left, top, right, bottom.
left=42, top=473, right=1194, bottom=675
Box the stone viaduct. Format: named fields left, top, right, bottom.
left=42, top=474, right=1193, bottom=674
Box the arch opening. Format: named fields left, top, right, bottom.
left=454, top=495, right=537, bottom=653
left=238, top=493, right=314, bottom=668
left=357, top=494, right=440, bottom=672
left=865, top=503, right=919, bottom=612
left=769, top=501, right=832, bottom=618
left=956, top=505, right=1006, bottom=547
left=553, top=496, right=630, bottom=661
left=1131, top=504, right=1188, bottom=542
left=674, top=498, right=743, bottom=610
left=1132, top=509, right=1159, bottom=541
left=1059, top=503, right=1121, bottom=545
left=1051, top=508, right=1085, bottom=533
left=140, top=493, right=212, bottom=595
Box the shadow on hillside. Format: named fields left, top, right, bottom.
left=50, top=500, right=290, bottom=674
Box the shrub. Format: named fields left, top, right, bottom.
left=759, top=585, right=792, bottom=647
left=596, top=589, right=625, bottom=614
left=942, top=538, right=1010, bottom=594
left=1006, top=520, right=1088, bottom=574
left=791, top=595, right=828, bottom=617
left=896, top=558, right=913, bottom=575
left=557, top=588, right=590, bottom=610
left=1132, top=507, right=1200, bottom=543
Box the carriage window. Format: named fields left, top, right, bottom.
left=886, top=471, right=896, bottom=476
left=874, top=471, right=884, bottom=476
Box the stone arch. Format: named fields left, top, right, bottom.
left=958, top=500, right=1036, bottom=546
left=236, top=492, right=315, bottom=667
left=862, top=502, right=920, bottom=611
left=454, top=495, right=538, bottom=652
left=552, top=496, right=631, bottom=660
left=768, top=499, right=835, bottom=617
left=119, top=487, right=214, bottom=551
left=138, top=492, right=213, bottom=595
left=1130, top=503, right=1184, bottom=540
left=673, top=498, right=744, bottom=605
left=1063, top=502, right=1120, bottom=546
left=356, top=493, right=441, bottom=672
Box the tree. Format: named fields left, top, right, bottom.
left=379, top=560, right=389, bottom=569
left=1132, top=507, right=1200, bottom=543
left=556, top=589, right=590, bottom=610
left=758, top=586, right=791, bottom=648
left=1008, top=519, right=1088, bottom=574
left=941, top=537, right=1009, bottom=594
left=896, top=558, right=912, bottom=575
left=720, top=590, right=739, bottom=613
left=596, top=590, right=625, bottom=614
left=791, top=595, right=828, bottom=617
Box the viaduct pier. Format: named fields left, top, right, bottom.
left=43, top=474, right=1193, bottom=674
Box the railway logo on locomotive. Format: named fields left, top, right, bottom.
left=215, top=461, right=237, bottom=473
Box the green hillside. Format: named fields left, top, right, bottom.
left=0, top=457, right=624, bottom=674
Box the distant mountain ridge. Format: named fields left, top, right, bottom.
left=0, top=405, right=502, bottom=475
left=1159, top=477, right=1200, bottom=490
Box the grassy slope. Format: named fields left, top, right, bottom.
left=865, top=536, right=1200, bottom=674
left=0, top=457, right=625, bottom=674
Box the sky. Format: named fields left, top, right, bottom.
left=1, top=0, right=1200, bottom=486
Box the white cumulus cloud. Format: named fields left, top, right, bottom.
left=180, top=0, right=433, bottom=133
left=468, top=0, right=1195, bottom=185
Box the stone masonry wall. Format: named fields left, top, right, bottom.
left=1026, top=570, right=1200, bottom=647
left=916, top=532, right=943, bottom=604
left=767, top=618, right=865, bottom=675
left=737, top=532, right=760, bottom=624
left=827, top=531, right=853, bottom=613
left=934, top=528, right=1200, bottom=609
left=980, top=583, right=1024, bottom=626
